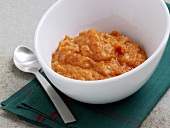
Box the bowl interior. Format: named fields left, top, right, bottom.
left=35, top=0, right=169, bottom=70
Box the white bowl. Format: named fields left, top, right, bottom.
left=34, top=0, right=170, bottom=104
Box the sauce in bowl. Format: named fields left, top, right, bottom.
left=52, top=29, right=147, bottom=80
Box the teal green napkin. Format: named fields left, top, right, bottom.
left=1, top=4, right=170, bottom=128
left=166, top=3, right=170, bottom=11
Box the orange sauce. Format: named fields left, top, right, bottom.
left=52, top=29, right=147, bottom=80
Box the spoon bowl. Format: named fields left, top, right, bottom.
left=13, top=46, right=41, bottom=73
left=13, top=46, right=76, bottom=124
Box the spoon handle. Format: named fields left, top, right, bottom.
left=34, top=71, right=76, bottom=124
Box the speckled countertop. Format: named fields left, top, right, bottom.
left=0, top=0, right=170, bottom=128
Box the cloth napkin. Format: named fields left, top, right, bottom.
left=1, top=4, right=170, bottom=128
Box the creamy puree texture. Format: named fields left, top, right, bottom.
left=51, top=29, right=147, bottom=80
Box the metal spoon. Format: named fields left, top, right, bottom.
left=13, top=45, right=76, bottom=124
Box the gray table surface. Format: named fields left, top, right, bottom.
left=0, top=0, right=170, bottom=128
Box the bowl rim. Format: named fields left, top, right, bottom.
left=34, top=0, right=170, bottom=85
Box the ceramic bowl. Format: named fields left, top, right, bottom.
left=34, top=0, right=170, bottom=104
